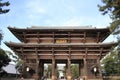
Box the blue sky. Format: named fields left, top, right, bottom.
left=0, top=0, right=116, bottom=51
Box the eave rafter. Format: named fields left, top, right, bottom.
left=4, top=42, right=117, bottom=60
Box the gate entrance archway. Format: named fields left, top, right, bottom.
left=5, top=26, right=117, bottom=80
left=39, top=59, right=83, bottom=80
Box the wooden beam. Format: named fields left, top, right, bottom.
left=69, top=47, right=71, bottom=59
left=96, top=32, right=100, bottom=43
left=23, top=32, right=27, bottom=43
left=84, top=32, right=86, bottom=43
left=85, top=48, right=88, bottom=58
left=37, top=32, right=40, bottom=43
left=68, top=32, right=71, bottom=43
left=52, top=47, right=54, bottom=57
left=99, top=48, right=103, bottom=59
left=53, top=32, right=55, bottom=43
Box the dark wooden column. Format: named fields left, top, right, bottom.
left=39, top=61, right=42, bottom=79
left=98, top=48, right=103, bottom=79
left=53, top=32, right=55, bottom=43
left=96, top=32, right=100, bottom=43
left=33, top=47, right=39, bottom=80
left=68, top=32, right=71, bottom=43
left=52, top=58, right=56, bottom=80
left=83, top=58, right=87, bottom=80
left=79, top=63, right=81, bottom=77
left=83, top=32, right=86, bottom=43
left=23, top=32, right=27, bottom=43
left=97, top=58, right=103, bottom=79
left=37, top=32, right=40, bottom=43
left=52, top=47, right=56, bottom=80
left=67, top=58, right=71, bottom=80
left=21, top=47, right=25, bottom=78
left=67, top=47, right=71, bottom=80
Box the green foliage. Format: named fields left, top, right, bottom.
left=15, top=59, right=23, bottom=73
left=0, top=48, right=11, bottom=69
left=0, top=0, right=10, bottom=14
left=0, top=30, right=3, bottom=45
left=47, top=64, right=52, bottom=78
left=63, top=64, right=79, bottom=79
left=99, top=1, right=120, bottom=75
left=98, top=0, right=120, bottom=34
left=101, top=51, right=120, bottom=75
left=63, top=66, right=66, bottom=77
left=45, top=64, right=59, bottom=78
left=70, top=64, right=79, bottom=79
left=98, top=0, right=120, bottom=19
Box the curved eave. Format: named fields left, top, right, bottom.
left=5, top=42, right=117, bottom=48
left=5, top=42, right=117, bottom=59
left=8, top=27, right=24, bottom=42
left=8, top=26, right=111, bottom=42
left=8, top=26, right=110, bottom=31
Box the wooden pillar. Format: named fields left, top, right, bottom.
left=33, top=60, right=39, bottom=80
left=68, top=32, right=71, bottom=43
left=21, top=47, right=25, bottom=78
left=52, top=58, right=56, bottom=80
left=42, top=62, right=44, bottom=78
left=33, top=47, right=39, bottom=80
left=67, top=58, right=71, bottom=80
left=79, top=63, right=81, bottom=77
left=83, top=58, right=87, bottom=80
left=53, top=32, right=55, bottom=43
left=83, top=32, right=86, bottom=43
left=23, top=32, right=27, bottom=43
left=97, top=59, right=103, bottom=79
left=39, top=61, right=42, bottom=79
left=37, top=32, right=40, bottom=43
left=96, top=32, right=100, bottom=43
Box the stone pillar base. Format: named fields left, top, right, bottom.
left=67, top=76, right=71, bottom=80
left=52, top=75, right=56, bottom=80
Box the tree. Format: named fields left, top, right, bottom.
left=98, top=0, right=120, bottom=32
left=0, top=48, right=11, bottom=71
left=0, top=0, right=10, bottom=44
left=0, top=0, right=10, bottom=14
left=0, top=48, right=11, bottom=69
left=98, top=0, right=120, bottom=75
left=63, top=64, right=79, bottom=79
left=98, top=0, right=120, bottom=47
left=101, top=51, right=120, bottom=75
left=70, top=64, right=79, bottom=79
left=46, top=64, right=59, bottom=79
left=0, top=30, right=2, bottom=45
